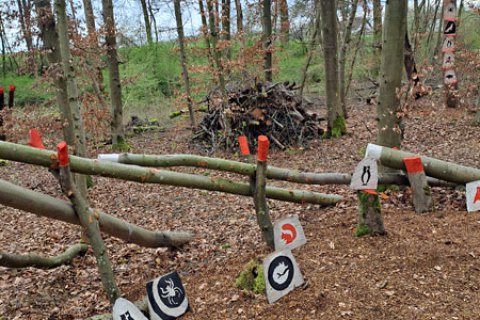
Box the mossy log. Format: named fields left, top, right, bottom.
left=0, top=178, right=192, bottom=248
left=0, top=243, right=88, bottom=268
left=0, top=141, right=342, bottom=205
left=356, top=191, right=385, bottom=236
left=367, top=143, right=480, bottom=184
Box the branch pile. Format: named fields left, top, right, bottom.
left=193, top=81, right=325, bottom=151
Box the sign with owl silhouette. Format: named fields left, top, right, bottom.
left=273, top=216, right=307, bottom=251
left=264, top=249, right=304, bottom=304
left=444, top=69, right=457, bottom=85
left=112, top=298, right=148, bottom=320
left=442, top=37, right=455, bottom=53
left=350, top=157, right=378, bottom=190
left=146, top=272, right=189, bottom=320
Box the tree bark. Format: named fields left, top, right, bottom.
left=372, top=0, right=383, bottom=79
left=0, top=141, right=342, bottom=205
left=320, top=0, right=345, bottom=137
left=17, top=0, right=35, bottom=75
left=0, top=243, right=88, bottom=268
left=206, top=0, right=226, bottom=93
left=376, top=0, right=407, bottom=149
left=262, top=0, right=273, bottom=81
left=221, top=0, right=231, bottom=59
left=356, top=191, right=385, bottom=236
left=278, top=0, right=289, bottom=45
left=101, top=0, right=126, bottom=149
left=0, top=178, right=192, bottom=248
left=253, top=159, right=274, bottom=248
left=174, top=0, right=196, bottom=128
left=299, top=1, right=321, bottom=96
left=198, top=0, right=215, bottom=74
left=139, top=0, right=153, bottom=45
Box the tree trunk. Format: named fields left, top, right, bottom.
left=338, top=0, right=359, bottom=117
left=356, top=191, right=385, bottom=236
left=198, top=0, right=215, bottom=74
left=147, top=0, right=158, bottom=42
left=299, top=1, right=321, bottom=96
left=206, top=0, right=226, bottom=93
left=54, top=0, right=88, bottom=196
left=221, top=0, right=231, bottom=59
left=404, top=31, right=420, bottom=86
left=262, top=0, right=273, bottom=82
left=372, top=0, right=382, bottom=79
left=174, top=0, right=196, bottom=128
left=320, top=0, right=345, bottom=137
left=101, top=0, right=126, bottom=149
left=139, top=0, right=153, bottom=45
left=0, top=244, right=88, bottom=269
left=278, top=0, right=289, bottom=45
left=367, top=143, right=480, bottom=184
left=234, top=0, right=243, bottom=33
left=0, top=141, right=343, bottom=206
left=253, top=158, right=274, bottom=248
left=17, top=0, right=35, bottom=75
left=0, top=177, right=192, bottom=248
left=376, top=0, right=407, bottom=148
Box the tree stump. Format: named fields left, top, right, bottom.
left=403, top=156, right=433, bottom=213
left=356, top=190, right=385, bottom=236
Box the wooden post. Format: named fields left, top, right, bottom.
left=403, top=156, right=433, bottom=213
left=56, top=142, right=120, bottom=304
left=8, top=84, right=14, bottom=108
left=356, top=189, right=385, bottom=236
left=442, top=0, right=459, bottom=107
left=253, top=135, right=274, bottom=248
left=238, top=135, right=252, bottom=163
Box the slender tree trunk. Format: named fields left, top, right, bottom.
left=147, top=0, right=158, bottom=43
left=376, top=0, right=407, bottom=148
left=17, top=0, right=35, bottom=75
left=174, top=0, right=195, bottom=127
left=101, top=0, right=126, bottom=149
left=221, top=0, right=231, bottom=59
left=54, top=0, right=88, bottom=196
left=234, top=0, right=243, bottom=33
left=83, top=0, right=96, bottom=39
left=139, top=0, right=153, bottom=45
left=320, top=0, right=345, bottom=137
left=338, top=0, right=359, bottom=117
left=0, top=13, right=7, bottom=76
left=372, top=0, right=382, bottom=79
left=278, top=0, right=289, bottom=45
left=262, top=0, right=273, bottom=81
left=198, top=0, right=215, bottom=74
left=206, top=0, right=226, bottom=93
left=299, top=1, right=321, bottom=96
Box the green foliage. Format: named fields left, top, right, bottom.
left=330, top=116, right=347, bottom=138
left=235, top=258, right=266, bottom=294
left=355, top=225, right=370, bottom=237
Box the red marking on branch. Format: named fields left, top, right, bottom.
left=238, top=135, right=250, bottom=156
left=362, top=189, right=378, bottom=195
left=474, top=187, right=480, bottom=204
left=28, top=129, right=45, bottom=149
left=281, top=223, right=297, bottom=244
left=403, top=157, right=424, bottom=173
left=57, top=141, right=69, bottom=167
left=0, top=87, right=3, bottom=94
left=257, top=135, right=269, bottom=161
left=8, top=84, right=15, bottom=92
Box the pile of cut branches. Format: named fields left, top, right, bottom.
left=192, top=81, right=325, bottom=153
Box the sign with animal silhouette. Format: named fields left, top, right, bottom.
left=444, top=69, right=457, bottom=85
left=442, top=37, right=455, bottom=53
left=264, top=249, right=304, bottom=304
left=442, top=53, right=455, bottom=70
left=444, top=21, right=456, bottom=35
left=466, top=181, right=480, bottom=212
left=444, top=2, right=457, bottom=21
left=350, top=157, right=378, bottom=190
left=273, top=216, right=307, bottom=251
left=146, top=272, right=189, bottom=320
left=112, top=298, right=148, bottom=320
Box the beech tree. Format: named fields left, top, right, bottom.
left=372, top=0, right=382, bottom=79
left=262, top=0, right=273, bottom=81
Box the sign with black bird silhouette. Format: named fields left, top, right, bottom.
left=264, top=249, right=304, bottom=304
left=146, top=272, right=189, bottom=320
left=112, top=298, right=148, bottom=320
left=350, top=157, right=378, bottom=190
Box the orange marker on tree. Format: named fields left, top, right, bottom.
left=238, top=135, right=250, bottom=156
left=57, top=141, right=69, bottom=167
left=257, top=135, right=269, bottom=161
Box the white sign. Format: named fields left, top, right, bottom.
left=112, top=298, right=148, bottom=320
left=444, top=69, right=457, bottom=85
left=442, top=37, right=455, bottom=53
left=273, top=216, right=307, bottom=251
left=264, top=249, right=304, bottom=304
left=350, top=157, right=378, bottom=190
left=444, top=3, right=456, bottom=21
left=443, top=53, right=455, bottom=69
left=146, top=272, right=189, bottom=320
left=466, top=181, right=480, bottom=212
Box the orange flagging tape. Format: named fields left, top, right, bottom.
left=403, top=156, right=424, bottom=173
left=57, top=141, right=69, bottom=167
left=8, top=84, right=15, bottom=92
left=257, top=135, right=269, bottom=161
left=238, top=135, right=250, bottom=156
left=362, top=189, right=378, bottom=196
left=28, top=129, right=45, bottom=149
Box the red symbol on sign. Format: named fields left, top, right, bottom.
left=474, top=187, right=480, bottom=203
left=281, top=223, right=297, bottom=244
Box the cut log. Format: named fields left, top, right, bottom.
left=367, top=143, right=480, bottom=184
left=0, top=141, right=342, bottom=205
left=0, top=243, right=88, bottom=268
left=403, top=157, right=433, bottom=213
left=0, top=178, right=192, bottom=248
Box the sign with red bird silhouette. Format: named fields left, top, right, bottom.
left=273, top=216, right=307, bottom=251
left=466, top=181, right=480, bottom=212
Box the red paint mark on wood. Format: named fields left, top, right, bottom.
left=57, top=141, right=69, bottom=167
left=0, top=87, right=3, bottom=94
left=362, top=189, right=378, bottom=195
left=474, top=187, right=480, bottom=203
left=28, top=128, right=45, bottom=149
left=403, top=157, right=424, bottom=173
left=257, top=135, right=269, bottom=161
left=8, top=84, right=15, bottom=92
left=238, top=135, right=250, bottom=156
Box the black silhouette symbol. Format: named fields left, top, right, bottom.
left=268, top=255, right=294, bottom=291
left=446, top=56, right=452, bottom=63
left=446, top=74, right=455, bottom=80
left=361, top=166, right=371, bottom=186
left=446, top=39, right=452, bottom=47
left=444, top=21, right=456, bottom=34
left=120, top=311, right=134, bottom=320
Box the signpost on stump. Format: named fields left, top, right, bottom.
left=442, top=0, right=459, bottom=107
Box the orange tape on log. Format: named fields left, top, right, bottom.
left=238, top=135, right=250, bottom=156
left=403, top=156, right=424, bottom=173
left=57, top=141, right=69, bottom=167
left=8, top=84, right=15, bottom=92
left=28, top=128, right=45, bottom=149
left=257, top=135, right=269, bottom=161
left=362, top=189, right=378, bottom=196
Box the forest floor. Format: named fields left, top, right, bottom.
left=2, top=92, right=480, bottom=319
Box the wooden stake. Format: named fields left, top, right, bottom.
left=8, top=84, right=14, bottom=109
left=356, top=189, right=385, bottom=236
left=403, top=156, right=433, bottom=213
